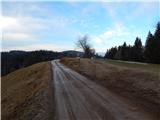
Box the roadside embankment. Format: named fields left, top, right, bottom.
left=2, top=61, right=55, bottom=120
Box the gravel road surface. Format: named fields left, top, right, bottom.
left=52, top=60, right=154, bottom=120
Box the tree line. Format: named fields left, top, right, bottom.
left=1, top=49, right=101, bottom=76
left=1, top=50, right=85, bottom=76
left=1, top=50, right=62, bottom=76
left=104, top=22, right=160, bottom=64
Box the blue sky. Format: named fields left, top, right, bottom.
left=1, top=0, right=159, bottom=54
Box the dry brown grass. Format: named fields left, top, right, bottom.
left=2, top=61, right=54, bottom=120
left=60, top=58, right=160, bottom=117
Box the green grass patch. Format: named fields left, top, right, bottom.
left=106, top=59, right=160, bottom=74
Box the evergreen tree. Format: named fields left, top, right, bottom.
left=132, top=37, right=143, bottom=62
left=145, top=31, right=154, bottom=63
left=104, top=22, right=160, bottom=64
left=153, top=22, right=160, bottom=63
left=127, top=45, right=132, bottom=61
left=104, top=47, right=117, bottom=59
left=120, top=42, right=129, bottom=60
left=145, top=22, right=160, bottom=63
left=114, top=46, right=121, bottom=60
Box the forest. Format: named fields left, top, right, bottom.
left=1, top=50, right=83, bottom=76
left=104, top=22, right=160, bottom=64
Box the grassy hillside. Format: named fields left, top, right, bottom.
left=2, top=61, right=54, bottom=120
left=60, top=58, right=160, bottom=118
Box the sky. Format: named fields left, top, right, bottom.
left=1, top=0, right=159, bottom=54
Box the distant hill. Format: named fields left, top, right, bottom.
left=62, top=50, right=84, bottom=57
left=1, top=50, right=61, bottom=76
left=1, top=50, right=84, bottom=76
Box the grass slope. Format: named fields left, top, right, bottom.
left=2, top=61, right=54, bottom=120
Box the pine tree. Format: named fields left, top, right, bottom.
left=120, top=42, right=127, bottom=60
left=144, top=31, right=154, bottom=63
left=132, top=37, right=143, bottom=62
left=145, top=22, right=160, bottom=63
left=153, top=22, right=160, bottom=63
left=104, top=47, right=117, bottom=59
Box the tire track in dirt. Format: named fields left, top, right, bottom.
left=52, top=60, right=155, bottom=120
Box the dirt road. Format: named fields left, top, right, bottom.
left=52, top=60, right=155, bottom=120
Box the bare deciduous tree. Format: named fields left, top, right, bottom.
left=76, top=35, right=95, bottom=58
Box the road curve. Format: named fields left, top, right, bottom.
left=51, top=60, right=154, bottom=120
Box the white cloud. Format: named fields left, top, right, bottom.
left=2, top=43, right=73, bottom=52
left=125, top=2, right=159, bottom=23
left=2, top=16, right=50, bottom=33
left=92, top=23, right=130, bottom=44
left=2, top=33, right=38, bottom=41
left=1, top=14, right=79, bottom=41
left=1, top=16, right=44, bottom=43
left=1, top=1, right=78, bottom=42
left=3, top=1, right=154, bottom=53
left=0, top=15, right=17, bottom=28
left=102, top=2, right=119, bottom=23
